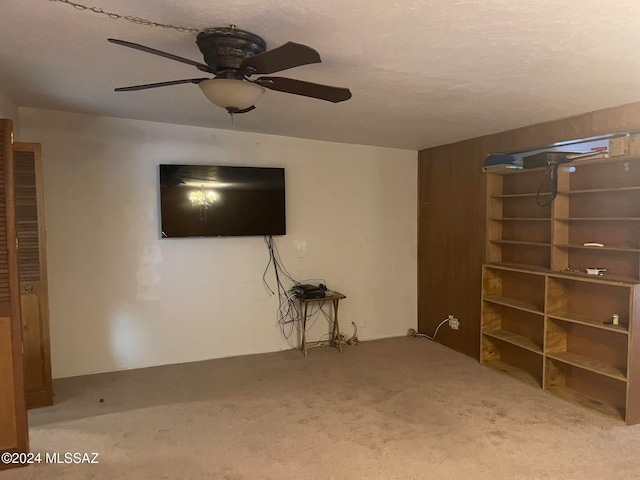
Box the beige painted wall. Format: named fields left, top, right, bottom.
left=18, top=108, right=418, bottom=378
left=0, top=87, right=19, bottom=133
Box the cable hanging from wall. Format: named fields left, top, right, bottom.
left=536, top=163, right=560, bottom=207
left=263, top=236, right=298, bottom=341
left=262, top=236, right=327, bottom=344
left=262, top=236, right=353, bottom=349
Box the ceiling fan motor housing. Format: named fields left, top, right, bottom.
left=196, top=27, right=266, bottom=78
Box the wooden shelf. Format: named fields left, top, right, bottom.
left=555, top=217, right=640, bottom=222
left=554, top=243, right=640, bottom=253
left=546, top=385, right=625, bottom=421
left=483, top=296, right=543, bottom=315
left=485, top=262, right=550, bottom=275
left=483, top=330, right=542, bottom=354
left=547, top=313, right=628, bottom=335
left=483, top=158, right=640, bottom=424
left=549, top=270, right=637, bottom=286
left=491, top=192, right=552, bottom=199
left=489, top=217, right=551, bottom=222
left=558, top=186, right=640, bottom=195
left=482, top=359, right=541, bottom=388
left=546, top=352, right=627, bottom=382
left=490, top=240, right=551, bottom=247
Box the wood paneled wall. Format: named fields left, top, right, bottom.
left=418, top=101, right=640, bottom=359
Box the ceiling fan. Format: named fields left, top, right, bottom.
left=109, top=25, right=352, bottom=115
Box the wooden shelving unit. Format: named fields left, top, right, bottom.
left=481, top=153, right=640, bottom=425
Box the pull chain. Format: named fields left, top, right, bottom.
left=48, top=0, right=200, bottom=33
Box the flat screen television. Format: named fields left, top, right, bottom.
left=159, top=164, right=286, bottom=238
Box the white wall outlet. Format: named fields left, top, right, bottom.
left=448, top=315, right=460, bottom=330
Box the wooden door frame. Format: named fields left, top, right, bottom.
left=0, top=119, right=28, bottom=469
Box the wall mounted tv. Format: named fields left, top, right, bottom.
left=159, top=164, right=286, bottom=238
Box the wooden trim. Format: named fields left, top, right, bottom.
left=4, top=125, right=27, bottom=450
left=0, top=119, right=28, bottom=466
left=627, top=285, right=640, bottom=424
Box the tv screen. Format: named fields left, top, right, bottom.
left=159, top=164, right=286, bottom=238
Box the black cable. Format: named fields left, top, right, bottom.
left=262, top=237, right=275, bottom=295
left=262, top=237, right=337, bottom=344
left=269, top=236, right=296, bottom=283
left=263, top=235, right=301, bottom=340
left=536, top=163, right=559, bottom=207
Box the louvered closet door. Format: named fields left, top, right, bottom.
left=13, top=143, right=52, bottom=408
left=0, top=119, right=29, bottom=467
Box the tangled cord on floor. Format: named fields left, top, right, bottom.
left=307, top=322, right=359, bottom=350
left=346, top=321, right=359, bottom=345
left=335, top=321, right=359, bottom=346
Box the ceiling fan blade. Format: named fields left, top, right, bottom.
left=108, top=38, right=214, bottom=73
left=254, top=77, right=352, bottom=103
left=241, top=42, right=321, bottom=74
left=114, top=78, right=209, bottom=92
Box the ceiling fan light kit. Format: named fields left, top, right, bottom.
left=198, top=79, right=265, bottom=112
left=109, top=25, right=352, bottom=116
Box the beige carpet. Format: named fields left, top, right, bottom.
left=3, top=337, right=640, bottom=479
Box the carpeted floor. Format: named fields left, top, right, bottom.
left=3, top=337, right=640, bottom=479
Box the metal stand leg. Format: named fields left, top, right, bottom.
left=333, top=299, right=342, bottom=353
left=301, top=301, right=308, bottom=357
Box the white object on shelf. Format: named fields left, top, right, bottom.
left=586, top=267, right=606, bottom=275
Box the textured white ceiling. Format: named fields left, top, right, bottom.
left=2, top=0, right=640, bottom=149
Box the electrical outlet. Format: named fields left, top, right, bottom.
left=448, top=315, right=460, bottom=330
